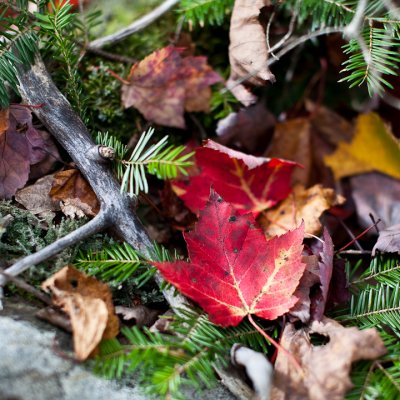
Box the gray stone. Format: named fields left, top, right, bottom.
left=0, top=300, right=235, bottom=400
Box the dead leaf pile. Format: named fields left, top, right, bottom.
left=121, top=46, right=222, bottom=128
left=42, top=266, right=119, bottom=361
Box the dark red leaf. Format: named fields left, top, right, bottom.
left=172, top=140, right=298, bottom=215
left=154, top=191, right=305, bottom=326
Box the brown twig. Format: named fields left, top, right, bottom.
left=0, top=268, right=52, bottom=305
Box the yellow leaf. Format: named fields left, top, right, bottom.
left=324, top=113, right=400, bottom=180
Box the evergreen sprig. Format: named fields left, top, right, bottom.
left=120, top=128, right=194, bottom=197
left=0, top=0, right=42, bottom=107
left=178, top=0, right=234, bottom=27
left=339, top=255, right=400, bottom=399
left=96, top=308, right=272, bottom=398
left=340, top=24, right=400, bottom=95
left=75, top=241, right=175, bottom=287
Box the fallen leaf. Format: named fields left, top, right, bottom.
left=154, top=191, right=305, bottom=327
left=271, top=318, right=387, bottom=400
left=266, top=106, right=354, bottom=187
left=121, top=46, right=222, bottom=128
left=172, top=140, right=298, bottom=215
left=0, top=105, right=57, bottom=199
left=288, top=254, right=320, bottom=323
left=15, top=174, right=59, bottom=215
left=259, top=185, right=345, bottom=237
left=372, top=224, right=400, bottom=255
left=267, top=118, right=314, bottom=186
left=216, top=101, right=276, bottom=154
left=311, top=229, right=334, bottom=321
left=324, top=113, right=400, bottom=180
left=49, top=169, right=100, bottom=217
left=350, top=172, right=400, bottom=229
left=228, top=0, right=274, bottom=105
left=42, top=266, right=119, bottom=361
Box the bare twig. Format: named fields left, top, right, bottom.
left=224, top=27, right=344, bottom=94
left=0, top=210, right=109, bottom=309
left=88, top=0, right=180, bottom=49
left=269, top=8, right=298, bottom=54
left=0, top=268, right=52, bottom=306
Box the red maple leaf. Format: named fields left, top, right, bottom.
left=154, top=191, right=305, bottom=326
left=172, top=140, right=298, bottom=215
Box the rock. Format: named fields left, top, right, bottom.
left=0, top=299, right=235, bottom=400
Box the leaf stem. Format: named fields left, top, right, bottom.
left=247, top=314, right=303, bottom=374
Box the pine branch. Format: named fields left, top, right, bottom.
left=178, top=0, right=234, bottom=27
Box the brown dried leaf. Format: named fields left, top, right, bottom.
left=372, top=224, right=400, bottom=255
left=50, top=169, right=100, bottom=217
left=42, top=266, right=119, bottom=361
left=272, top=318, right=387, bottom=400
left=15, top=174, right=59, bottom=215
left=260, top=184, right=345, bottom=237
left=228, top=0, right=274, bottom=105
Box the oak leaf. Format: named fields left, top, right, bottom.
left=121, top=46, right=222, bottom=128
left=42, top=266, right=119, bottom=361
left=324, top=113, right=400, bottom=180
left=271, top=318, right=386, bottom=400
left=259, top=184, right=345, bottom=237
left=49, top=169, right=100, bottom=217
left=154, top=191, right=305, bottom=326
left=172, top=140, right=297, bottom=215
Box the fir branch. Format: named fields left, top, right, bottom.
left=178, top=0, right=234, bottom=27
left=120, top=128, right=194, bottom=197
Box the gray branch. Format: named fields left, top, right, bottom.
left=88, top=0, right=180, bottom=49
left=0, top=55, right=189, bottom=313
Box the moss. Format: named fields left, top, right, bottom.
left=0, top=202, right=85, bottom=286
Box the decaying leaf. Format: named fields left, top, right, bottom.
left=260, top=184, right=345, bottom=237
left=228, top=0, right=274, bottom=105
left=15, top=174, right=59, bottom=215
left=42, top=266, right=119, bottom=361
left=0, top=107, right=39, bottom=198
left=272, top=318, right=387, bottom=400
left=350, top=172, right=400, bottom=229
left=216, top=101, right=276, bottom=154
left=154, top=191, right=305, bottom=326
left=324, top=113, right=400, bottom=180
left=121, top=46, right=222, bottom=128
left=288, top=254, right=320, bottom=323
left=172, top=140, right=297, bottom=215
left=372, top=224, right=400, bottom=255
left=49, top=169, right=100, bottom=217
left=312, top=229, right=334, bottom=321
